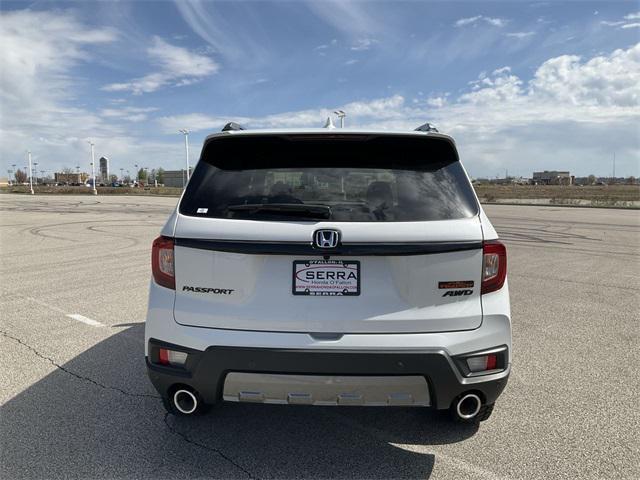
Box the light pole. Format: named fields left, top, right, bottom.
left=27, top=151, right=34, bottom=194
left=88, top=141, right=97, bottom=195
left=334, top=110, right=346, bottom=128
left=11, top=164, right=16, bottom=185
left=179, top=129, right=190, bottom=187
left=134, top=164, right=139, bottom=185
left=120, top=168, right=124, bottom=182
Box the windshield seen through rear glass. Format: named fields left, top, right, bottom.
left=180, top=134, right=479, bottom=222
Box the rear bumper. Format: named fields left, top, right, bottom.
left=146, top=341, right=510, bottom=410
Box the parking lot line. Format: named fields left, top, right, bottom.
left=65, top=314, right=104, bottom=327
left=10, top=294, right=106, bottom=328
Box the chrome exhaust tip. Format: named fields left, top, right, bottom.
left=173, top=389, right=198, bottom=415
left=455, top=393, right=482, bottom=420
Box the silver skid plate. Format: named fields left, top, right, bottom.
left=223, top=373, right=430, bottom=406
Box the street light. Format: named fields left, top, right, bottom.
left=134, top=164, right=139, bottom=185
left=334, top=110, right=346, bottom=128
left=27, top=150, right=33, bottom=195
left=27, top=151, right=34, bottom=195
left=88, top=140, right=97, bottom=195
left=179, top=129, right=190, bottom=187
left=120, top=168, right=124, bottom=182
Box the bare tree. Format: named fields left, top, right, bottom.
left=14, top=169, right=27, bottom=184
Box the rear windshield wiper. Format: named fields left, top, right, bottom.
left=227, top=203, right=332, bottom=219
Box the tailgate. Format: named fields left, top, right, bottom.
left=172, top=217, right=484, bottom=333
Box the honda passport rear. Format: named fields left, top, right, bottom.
left=145, top=123, right=511, bottom=423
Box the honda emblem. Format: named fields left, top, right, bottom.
left=314, top=229, right=340, bottom=249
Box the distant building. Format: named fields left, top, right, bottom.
left=162, top=169, right=192, bottom=188
left=54, top=172, right=89, bottom=184
left=532, top=171, right=572, bottom=185
left=492, top=177, right=529, bottom=185
left=99, top=157, right=109, bottom=182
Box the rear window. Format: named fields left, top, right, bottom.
left=180, top=134, right=478, bottom=222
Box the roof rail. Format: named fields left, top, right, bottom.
left=222, top=122, right=245, bottom=132
left=415, top=122, right=439, bottom=133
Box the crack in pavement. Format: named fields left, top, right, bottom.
left=2, top=328, right=258, bottom=479
left=163, top=413, right=256, bottom=479
left=0, top=329, right=160, bottom=399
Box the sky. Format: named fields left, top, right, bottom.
left=1, top=0, right=639, bottom=179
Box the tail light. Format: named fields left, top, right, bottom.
left=481, top=240, right=506, bottom=294
left=152, top=236, right=175, bottom=290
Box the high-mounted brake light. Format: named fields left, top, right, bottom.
left=481, top=240, right=507, bottom=294
left=152, top=236, right=175, bottom=290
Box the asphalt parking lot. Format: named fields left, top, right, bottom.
left=1, top=194, right=638, bottom=480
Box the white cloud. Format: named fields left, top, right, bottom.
left=350, top=38, right=378, bottom=51
left=484, top=17, right=507, bottom=27
left=0, top=10, right=119, bottom=166
left=100, top=106, right=159, bottom=122
left=426, top=96, right=448, bottom=108
left=147, top=36, right=217, bottom=78
left=528, top=45, right=639, bottom=107
left=601, top=12, right=640, bottom=29
left=172, top=0, right=269, bottom=65
left=0, top=10, right=189, bottom=173
left=157, top=95, right=407, bottom=133
left=103, top=36, right=218, bottom=94
left=306, top=1, right=382, bottom=37
left=455, top=15, right=482, bottom=27
left=156, top=44, right=640, bottom=176
left=505, top=31, right=535, bottom=39
left=455, top=16, right=507, bottom=28
left=492, top=66, right=512, bottom=75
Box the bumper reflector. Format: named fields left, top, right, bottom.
left=158, top=348, right=188, bottom=367
left=467, top=353, right=498, bottom=372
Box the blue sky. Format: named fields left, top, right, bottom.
left=1, top=0, right=639, bottom=179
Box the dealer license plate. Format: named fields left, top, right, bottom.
left=292, top=260, right=360, bottom=296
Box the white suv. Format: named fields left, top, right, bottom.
left=145, top=124, right=510, bottom=423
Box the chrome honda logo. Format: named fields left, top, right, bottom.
left=314, top=229, right=340, bottom=249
